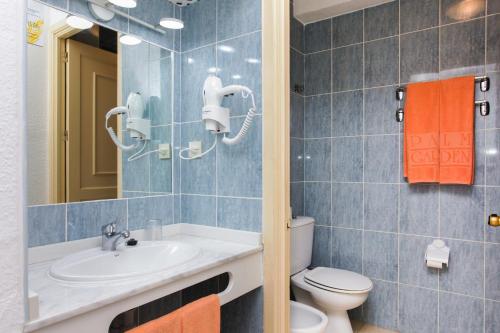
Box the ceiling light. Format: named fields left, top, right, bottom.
left=108, top=0, right=137, bottom=8
left=219, top=45, right=235, bottom=53
left=66, top=15, right=94, bottom=29
left=159, top=17, right=184, bottom=30
left=232, top=74, right=242, bottom=80
left=446, top=0, right=484, bottom=21
left=119, top=34, right=142, bottom=45
left=245, top=58, right=260, bottom=64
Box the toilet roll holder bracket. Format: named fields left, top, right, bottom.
left=425, top=239, right=450, bottom=269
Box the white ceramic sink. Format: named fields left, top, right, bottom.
left=49, top=241, right=200, bottom=282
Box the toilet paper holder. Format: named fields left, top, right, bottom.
left=425, top=239, right=450, bottom=269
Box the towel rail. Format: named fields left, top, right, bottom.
left=395, top=76, right=490, bottom=122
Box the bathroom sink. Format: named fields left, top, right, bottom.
left=49, top=241, right=200, bottom=282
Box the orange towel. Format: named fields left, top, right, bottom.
left=125, top=309, right=182, bottom=333
left=439, top=76, right=475, bottom=184
left=181, top=295, right=220, bottom=333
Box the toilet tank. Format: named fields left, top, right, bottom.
left=290, top=216, right=315, bottom=275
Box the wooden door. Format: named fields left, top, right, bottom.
left=66, top=39, right=117, bottom=202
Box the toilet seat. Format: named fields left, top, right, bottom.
left=304, top=267, right=373, bottom=294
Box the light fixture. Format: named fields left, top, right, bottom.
left=119, top=34, right=142, bottom=45
left=159, top=17, right=184, bottom=30
left=446, top=0, right=484, bottom=21
left=66, top=15, right=94, bottom=29
left=108, top=0, right=137, bottom=8
left=219, top=45, right=235, bottom=53
left=245, top=58, right=260, bottom=64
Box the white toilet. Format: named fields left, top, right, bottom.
left=290, top=217, right=373, bottom=333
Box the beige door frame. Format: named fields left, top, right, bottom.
left=262, top=0, right=290, bottom=332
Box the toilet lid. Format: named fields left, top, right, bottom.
left=304, top=267, right=373, bottom=293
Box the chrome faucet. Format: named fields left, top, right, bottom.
left=101, top=223, right=130, bottom=251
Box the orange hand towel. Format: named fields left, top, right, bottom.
left=125, top=309, right=182, bottom=333
left=439, top=76, right=475, bottom=184
left=404, top=81, right=441, bottom=183
left=181, top=294, right=220, bottom=333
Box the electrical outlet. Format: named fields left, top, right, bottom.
left=158, top=144, right=171, bottom=160
left=189, top=141, right=202, bottom=158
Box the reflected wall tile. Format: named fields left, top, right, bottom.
left=489, top=0, right=500, bottom=14
left=291, top=138, right=304, bottom=182
left=128, top=195, right=173, bottom=230
left=439, top=239, right=484, bottom=297
left=149, top=57, right=173, bottom=126
left=332, top=137, right=363, bottom=182
left=332, top=44, right=363, bottom=92
left=399, top=235, right=439, bottom=289
left=180, top=195, right=216, bottom=226
left=475, top=130, right=486, bottom=185
left=217, top=116, right=262, bottom=198
left=217, top=197, right=262, bottom=232
left=399, top=285, right=438, bottom=333
left=364, top=184, right=398, bottom=232
left=150, top=126, right=173, bottom=193
left=401, top=29, right=439, bottom=84
left=485, top=187, right=500, bottom=243
left=364, top=135, right=399, bottom=183
left=331, top=227, right=362, bottom=273
left=364, top=86, right=399, bottom=135
left=291, top=92, right=304, bottom=138
left=440, top=19, right=485, bottom=76
left=174, top=53, right=181, bottom=123
left=441, top=0, right=486, bottom=24
left=400, top=184, right=439, bottom=236
left=40, top=0, right=67, bottom=9
left=67, top=199, right=127, bottom=241
left=181, top=0, right=216, bottom=51
left=364, top=37, right=399, bottom=88
left=291, top=182, right=304, bottom=216
left=440, top=186, right=484, bottom=241
left=291, top=49, right=305, bottom=94
left=304, top=19, right=331, bottom=54
left=312, top=225, right=332, bottom=267
left=122, top=135, right=150, bottom=193
left=363, top=279, right=398, bottom=330
left=173, top=123, right=181, bottom=193
left=363, top=231, right=398, bottom=282
left=331, top=90, right=363, bottom=137
left=486, top=130, right=500, bottom=185
left=305, top=94, right=331, bottom=138
left=485, top=243, right=500, bottom=300
left=331, top=11, right=363, bottom=48
left=331, top=183, right=363, bottom=229
left=291, top=18, right=305, bottom=52
left=400, top=0, right=439, bottom=33
left=128, top=12, right=175, bottom=50
left=439, top=292, right=484, bottom=333
left=304, top=139, right=331, bottom=181
left=304, top=182, right=331, bottom=227
left=28, top=204, right=66, bottom=247
left=363, top=1, right=399, bottom=41
left=305, top=50, right=331, bottom=96
left=485, top=72, right=500, bottom=129
left=216, top=0, right=261, bottom=41
left=221, top=287, right=263, bottom=333
left=487, top=15, right=500, bottom=72
left=486, top=300, right=500, bottom=333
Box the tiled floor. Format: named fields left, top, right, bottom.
left=352, top=320, right=399, bottom=333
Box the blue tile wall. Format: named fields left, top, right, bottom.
left=295, top=1, right=500, bottom=331
left=27, top=204, right=66, bottom=247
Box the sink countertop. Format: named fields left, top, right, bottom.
left=25, top=230, right=263, bottom=332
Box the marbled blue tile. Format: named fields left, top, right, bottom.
left=149, top=56, right=173, bottom=126
left=181, top=46, right=216, bottom=122
left=304, top=19, right=331, bottom=53
left=399, top=285, right=438, bottom=333
left=364, top=184, right=398, bottom=232
left=217, top=116, right=262, bottom=198
left=291, top=182, right=304, bottom=217
left=304, top=182, right=331, bottom=227
left=331, top=227, right=362, bottom=273
left=291, top=138, right=304, bottom=182
left=304, top=94, right=331, bottom=138
left=400, top=184, right=439, bottom=236
left=180, top=121, right=216, bottom=195
left=332, top=137, right=363, bottom=182
left=331, top=183, right=363, bottom=229
left=441, top=0, right=486, bottom=24
left=485, top=243, right=500, bottom=300
left=181, top=0, right=216, bottom=51
left=291, top=17, right=305, bottom=53
left=312, top=225, right=331, bottom=267
left=331, top=90, right=363, bottom=137
left=150, top=126, right=173, bottom=193
left=486, top=130, right=500, bottom=186
left=487, top=15, right=500, bottom=73
left=128, top=195, right=173, bottom=230
left=40, top=0, right=67, bottom=10
left=173, top=123, right=181, bottom=194
left=486, top=300, right=500, bottom=333
left=363, top=231, right=398, bottom=282
left=490, top=0, right=500, bottom=14
left=174, top=53, right=182, bottom=123
left=67, top=199, right=127, bottom=241
left=364, top=1, right=399, bottom=41
left=28, top=204, right=66, bottom=247
left=216, top=0, right=261, bottom=41
left=218, top=31, right=262, bottom=117
left=439, top=239, right=484, bottom=297
left=332, top=44, right=363, bottom=92
left=485, top=187, right=500, bottom=243
left=180, top=195, right=216, bottom=226
left=485, top=72, right=500, bottom=129
left=474, top=129, right=486, bottom=185
left=439, top=186, right=484, bottom=241
left=331, top=11, right=363, bottom=48
left=217, top=197, right=262, bottom=232
left=364, top=86, right=399, bottom=135
left=291, top=92, right=304, bottom=138
left=399, top=235, right=439, bottom=289
left=305, top=50, right=331, bottom=96
left=304, top=139, right=331, bottom=181
left=363, top=279, right=398, bottom=330
left=400, top=0, right=439, bottom=33
left=401, top=28, right=439, bottom=84
left=291, top=49, right=305, bottom=95
left=439, top=292, right=484, bottom=333
left=364, top=135, right=399, bottom=183
left=364, top=37, right=399, bottom=88
left=221, top=287, right=263, bottom=333
left=174, top=194, right=181, bottom=224
left=68, top=0, right=128, bottom=34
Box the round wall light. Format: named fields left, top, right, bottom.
left=119, top=34, right=142, bottom=45
left=108, top=0, right=137, bottom=8
left=159, top=17, right=184, bottom=30
left=66, top=15, right=94, bottom=29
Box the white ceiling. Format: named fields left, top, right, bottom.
left=294, top=0, right=393, bottom=24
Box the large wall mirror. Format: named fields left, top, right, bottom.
left=27, top=0, right=174, bottom=205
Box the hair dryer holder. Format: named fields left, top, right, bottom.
left=202, top=105, right=231, bottom=133
left=126, top=117, right=151, bottom=140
